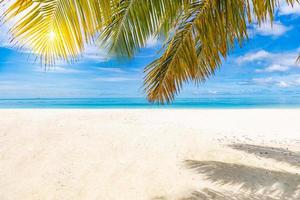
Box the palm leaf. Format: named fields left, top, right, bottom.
left=144, top=0, right=300, bottom=103
left=98, top=0, right=183, bottom=58
left=144, top=21, right=199, bottom=104
left=1, top=0, right=109, bottom=65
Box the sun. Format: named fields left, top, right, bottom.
left=49, top=31, right=56, bottom=41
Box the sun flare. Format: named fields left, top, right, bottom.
left=49, top=31, right=56, bottom=41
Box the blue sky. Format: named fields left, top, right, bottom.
left=1, top=3, right=300, bottom=99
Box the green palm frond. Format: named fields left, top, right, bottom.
left=98, top=0, right=182, bottom=58
left=144, top=0, right=299, bottom=103
left=144, top=17, right=199, bottom=104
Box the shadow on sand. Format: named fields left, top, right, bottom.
left=153, top=144, right=300, bottom=200
left=154, top=188, right=271, bottom=200
left=179, top=188, right=275, bottom=200
left=185, top=160, right=300, bottom=199
left=228, top=144, right=300, bottom=167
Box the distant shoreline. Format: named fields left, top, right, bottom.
left=1, top=97, right=300, bottom=109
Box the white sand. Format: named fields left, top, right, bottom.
left=0, top=109, right=299, bottom=200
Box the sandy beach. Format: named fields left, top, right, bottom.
left=0, top=109, right=299, bottom=200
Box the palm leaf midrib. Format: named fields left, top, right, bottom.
left=109, top=0, right=136, bottom=54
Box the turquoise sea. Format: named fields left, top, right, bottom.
left=1, top=96, right=300, bottom=108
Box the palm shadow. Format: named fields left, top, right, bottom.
left=185, top=160, right=300, bottom=199
left=180, top=188, right=275, bottom=200
left=153, top=188, right=273, bottom=200
left=228, top=144, right=300, bottom=167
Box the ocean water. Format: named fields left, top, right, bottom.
left=0, top=96, right=300, bottom=108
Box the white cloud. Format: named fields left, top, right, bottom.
left=256, top=64, right=290, bottom=73
left=252, top=77, right=274, bottom=84
left=208, top=90, right=218, bottom=94
left=252, top=21, right=291, bottom=37
left=237, top=50, right=271, bottom=64
left=0, top=25, right=11, bottom=48
left=95, top=77, right=138, bottom=82
left=278, top=1, right=300, bottom=16
left=97, top=67, right=125, bottom=73
left=0, top=25, right=34, bottom=53
left=237, top=49, right=300, bottom=73
left=0, top=25, right=35, bottom=53
left=277, top=81, right=290, bottom=88
left=252, top=74, right=300, bottom=89
left=145, top=36, right=159, bottom=48
left=35, top=66, right=82, bottom=74
left=294, top=77, right=300, bottom=85
left=265, top=64, right=289, bottom=72
left=0, top=4, right=22, bottom=48
left=83, top=45, right=108, bottom=62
